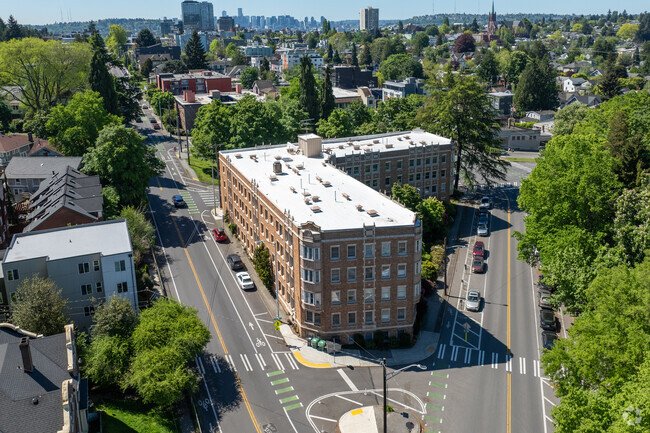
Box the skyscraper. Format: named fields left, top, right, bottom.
left=181, top=0, right=214, bottom=32
left=360, top=6, right=379, bottom=31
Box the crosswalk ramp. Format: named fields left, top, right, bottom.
left=436, top=344, right=546, bottom=377
left=208, top=352, right=299, bottom=374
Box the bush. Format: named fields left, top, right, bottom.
left=389, top=336, right=399, bottom=349
left=353, top=333, right=365, bottom=349
left=421, top=260, right=438, bottom=281
left=399, top=332, right=412, bottom=348
left=228, top=223, right=237, bottom=237
left=373, top=330, right=388, bottom=349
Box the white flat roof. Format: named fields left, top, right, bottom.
left=223, top=144, right=418, bottom=231
left=325, top=130, right=452, bottom=159
left=4, top=220, right=132, bottom=263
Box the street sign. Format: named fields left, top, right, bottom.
left=273, top=320, right=282, bottom=331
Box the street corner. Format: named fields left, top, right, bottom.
left=293, top=350, right=332, bottom=368
left=338, top=405, right=424, bottom=433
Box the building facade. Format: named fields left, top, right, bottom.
left=156, top=71, right=231, bottom=95
left=360, top=7, right=379, bottom=31
left=4, top=157, right=83, bottom=196
left=217, top=16, right=235, bottom=32
left=219, top=131, right=454, bottom=343
left=382, top=78, right=426, bottom=100
left=281, top=49, right=324, bottom=71
left=181, top=0, right=214, bottom=31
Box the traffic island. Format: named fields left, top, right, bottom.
left=336, top=405, right=423, bottom=433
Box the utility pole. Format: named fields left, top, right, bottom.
left=382, top=358, right=387, bottom=433
left=186, top=133, right=190, bottom=164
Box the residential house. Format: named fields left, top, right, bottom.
left=252, top=80, right=277, bottom=99
left=523, top=110, right=556, bottom=122
left=27, top=139, right=63, bottom=158
left=0, top=133, right=33, bottom=168
left=333, top=87, right=362, bottom=109
left=561, top=76, right=587, bottom=92
left=5, top=157, right=83, bottom=197
left=487, top=91, right=514, bottom=115
left=0, top=323, right=88, bottom=433
left=134, top=44, right=181, bottom=71
left=156, top=71, right=232, bottom=96
left=358, top=87, right=376, bottom=109
left=24, top=167, right=103, bottom=233
left=2, top=220, right=139, bottom=331
left=241, top=44, right=273, bottom=57
left=382, top=78, right=426, bottom=101
left=558, top=93, right=602, bottom=109
left=498, top=123, right=541, bottom=151
left=0, top=86, right=24, bottom=121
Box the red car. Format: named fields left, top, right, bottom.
left=152, top=123, right=161, bottom=130
left=473, top=241, right=485, bottom=258
left=472, top=256, right=485, bottom=273
left=213, top=227, right=227, bottom=242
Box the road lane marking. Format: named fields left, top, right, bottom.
left=267, top=370, right=284, bottom=377
left=429, top=382, right=446, bottom=388
left=335, top=394, right=363, bottom=406
left=210, top=355, right=221, bottom=373
left=196, top=355, right=206, bottom=375
left=506, top=193, right=512, bottom=433
left=271, top=378, right=290, bottom=386
left=284, top=352, right=299, bottom=370
left=275, top=386, right=294, bottom=394
left=505, top=354, right=512, bottom=372
left=437, top=343, right=446, bottom=359
left=478, top=350, right=485, bottom=366
left=310, top=415, right=336, bottom=422
left=427, top=392, right=445, bottom=399
left=241, top=354, right=253, bottom=371
left=271, top=353, right=284, bottom=370
left=520, top=357, right=526, bottom=375
left=224, top=354, right=236, bottom=371
left=431, top=372, right=448, bottom=378
left=544, top=397, right=556, bottom=406
left=492, top=352, right=499, bottom=368
left=464, top=348, right=472, bottom=364
left=255, top=353, right=266, bottom=370
left=424, top=416, right=443, bottom=424
left=280, top=395, right=299, bottom=404
left=284, top=403, right=303, bottom=411
left=451, top=346, right=459, bottom=361
left=337, top=369, right=359, bottom=391
left=427, top=403, right=444, bottom=411
left=369, top=391, right=423, bottom=414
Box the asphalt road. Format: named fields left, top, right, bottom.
left=138, top=114, right=555, bottom=433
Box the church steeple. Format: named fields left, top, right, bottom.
left=491, top=0, right=495, bottom=15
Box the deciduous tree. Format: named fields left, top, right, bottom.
left=454, top=33, right=475, bottom=53
left=10, top=276, right=69, bottom=336
left=106, top=24, right=127, bottom=56
left=316, top=108, right=353, bottom=138
left=240, top=67, right=259, bottom=89
left=191, top=101, right=232, bottom=158
left=379, top=53, right=423, bottom=80
left=118, top=206, right=155, bottom=266
left=253, top=243, right=274, bottom=291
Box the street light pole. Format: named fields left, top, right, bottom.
left=382, top=358, right=387, bottom=433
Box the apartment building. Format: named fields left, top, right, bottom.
left=360, top=7, right=379, bottom=31
left=219, top=133, right=432, bottom=343
left=156, top=71, right=232, bottom=96
left=325, top=130, right=455, bottom=200
left=1, top=220, right=138, bottom=331
left=280, top=49, right=324, bottom=71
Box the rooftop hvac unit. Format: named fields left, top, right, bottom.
left=385, top=143, right=393, bottom=148
left=366, top=209, right=378, bottom=216
left=373, top=139, right=380, bottom=144
left=322, top=180, right=331, bottom=186
left=356, top=204, right=363, bottom=211
left=310, top=206, right=321, bottom=212
left=353, top=144, right=361, bottom=150
left=272, top=161, right=282, bottom=174
left=304, top=198, right=311, bottom=204
left=269, top=174, right=278, bottom=181
left=274, top=155, right=282, bottom=160
left=342, top=193, right=350, bottom=200
left=312, top=195, right=320, bottom=201
left=235, top=153, right=242, bottom=158
left=316, top=176, right=322, bottom=182
left=404, top=135, right=410, bottom=139
left=290, top=186, right=296, bottom=192
left=397, top=137, right=403, bottom=141
left=296, top=163, right=304, bottom=169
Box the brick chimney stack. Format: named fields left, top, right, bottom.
left=19, top=337, right=33, bottom=373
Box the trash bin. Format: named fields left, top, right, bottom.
left=318, top=339, right=326, bottom=351
left=310, top=337, right=319, bottom=348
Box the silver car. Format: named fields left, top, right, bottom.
left=477, top=223, right=489, bottom=236
left=236, top=272, right=255, bottom=290
left=466, top=290, right=481, bottom=311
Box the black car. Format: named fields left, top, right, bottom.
left=172, top=195, right=185, bottom=208
left=540, top=309, right=557, bottom=331
left=227, top=254, right=244, bottom=270
left=542, top=331, right=558, bottom=350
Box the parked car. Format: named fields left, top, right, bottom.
left=479, top=196, right=492, bottom=209
left=541, top=331, right=558, bottom=350
left=538, top=290, right=553, bottom=310
left=540, top=309, right=557, bottom=331
left=227, top=254, right=244, bottom=270
left=477, top=223, right=489, bottom=236
left=466, top=290, right=481, bottom=311
left=149, top=117, right=156, bottom=123
left=478, top=214, right=489, bottom=226
left=213, top=227, right=227, bottom=242
left=142, top=103, right=148, bottom=109
left=236, top=272, right=255, bottom=290
left=472, top=256, right=485, bottom=273
left=172, top=195, right=185, bottom=208
left=152, top=123, right=161, bottom=130
left=472, top=241, right=485, bottom=258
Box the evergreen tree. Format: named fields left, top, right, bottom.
left=359, top=44, right=372, bottom=66
left=6, top=15, right=22, bottom=40
left=600, top=53, right=621, bottom=101
left=351, top=43, right=358, bottom=66
left=298, top=56, right=319, bottom=121
left=327, top=43, right=333, bottom=63
left=135, top=28, right=157, bottom=47
left=477, top=49, right=499, bottom=85
left=89, top=33, right=118, bottom=115
left=185, top=30, right=208, bottom=70
left=513, top=56, right=559, bottom=112
left=320, top=66, right=335, bottom=120
left=333, top=49, right=341, bottom=64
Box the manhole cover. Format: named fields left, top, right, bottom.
left=262, top=424, right=277, bottom=433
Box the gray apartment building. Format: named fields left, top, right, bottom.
left=1, top=220, right=138, bottom=331
left=360, top=6, right=379, bottom=31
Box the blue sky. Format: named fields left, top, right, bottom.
left=5, top=0, right=649, bottom=26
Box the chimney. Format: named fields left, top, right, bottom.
left=28, top=131, right=33, bottom=143
left=19, top=337, right=33, bottom=373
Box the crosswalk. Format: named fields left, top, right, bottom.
left=178, top=191, right=199, bottom=214
left=207, top=352, right=299, bottom=374
left=268, top=370, right=303, bottom=412
left=197, top=190, right=218, bottom=207
left=436, top=344, right=545, bottom=377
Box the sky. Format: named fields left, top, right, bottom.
left=3, top=0, right=648, bottom=26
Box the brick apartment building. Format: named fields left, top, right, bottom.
left=219, top=130, right=454, bottom=343
left=156, top=71, right=231, bottom=96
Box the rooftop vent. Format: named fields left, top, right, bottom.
left=292, top=168, right=299, bottom=174
left=366, top=209, right=378, bottom=216
left=404, top=135, right=410, bottom=139
left=353, top=144, right=361, bottom=150
left=339, top=144, right=345, bottom=149
left=304, top=198, right=311, bottom=204
left=290, top=186, right=296, bottom=192
left=235, top=153, right=242, bottom=158
left=420, top=140, right=426, bottom=145
left=385, top=143, right=393, bottom=149
left=19, top=337, right=33, bottom=373
left=397, top=137, right=403, bottom=141
left=269, top=174, right=278, bottom=181
left=356, top=204, right=363, bottom=211
left=303, top=191, right=311, bottom=196
left=312, top=195, right=320, bottom=201
left=322, top=180, right=331, bottom=187
left=272, top=161, right=282, bottom=174
left=296, top=163, right=304, bottom=169
left=373, top=139, right=380, bottom=144
left=342, top=193, right=350, bottom=200
left=274, top=155, right=282, bottom=160
left=409, top=140, right=414, bottom=145
left=310, top=205, right=321, bottom=212
left=316, top=176, right=322, bottom=182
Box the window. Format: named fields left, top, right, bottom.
left=441, top=169, right=446, bottom=178
left=398, top=264, right=407, bottom=278
left=385, top=162, right=391, bottom=171
left=364, top=311, right=374, bottom=325
left=84, top=306, right=95, bottom=317
left=347, top=290, right=357, bottom=304
left=305, top=311, right=321, bottom=326
left=441, top=155, right=447, bottom=163
left=397, top=160, right=403, bottom=170
left=425, top=157, right=431, bottom=165
left=114, top=260, right=126, bottom=272
left=397, top=308, right=406, bottom=321
left=79, top=262, right=90, bottom=274
left=397, top=175, right=402, bottom=183
left=81, top=284, right=92, bottom=295
left=381, top=264, right=391, bottom=280
left=331, top=290, right=341, bottom=305
left=347, top=267, right=357, bottom=282
left=365, top=165, right=371, bottom=173
left=117, top=282, right=128, bottom=293
left=441, top=183, right=446, bottom=192
left=6, top=269, right=19, bottom=281
left=332, top=313, right=341, bottom=327
left=432, top=156, right=438, bottom=164
left=348, top=312, right=357, bottom=326
left=414, top=282, right=421, bottom=296
left=353, top=166, right=360, bottom=175
left=416, top=158, right=422, bottom=166
left=331, top=268, right=340, bottom=283
left=425, top=172, right=430, bottom=179
left=381, top=308, right=390, bottom=323
left=302, top=291, right=321, bottom=306
left=408, top=174, right=414, bottom=182
left=93, top=260, right=100, bottom=271
left=347, top=245, right=356, bottom=259
left=96, top=282, right=103, bottom=293
left=381, top=286, right=391, bottom=301
left=331, top=246, right=340, bottom=260
left=302, top=269, right=320, bottom=283
left=364, top=266, right=374, bottom=281
left=416, top=173, right=421, bottom=181
left=409, top=159, right=415, bottom=167
left=398, top=241, right=407, bottom=255
left=381, top=242, right=391, bottom=257
left=415, top=261, right=421, bottom=274
left=365, top=180, right=371, bottom=186
left=364, top=288, right=374, bottom=303
left=302, top=246, right=320, bottom=260
left=397, top=285, right=407, bottom=300
left=372, top=164, right=379, bottom=173
left=364, top=243, right=374, bottom=258
left=416, top=239, right=421, bottom=253
left=372, top=179, right=378, bottom=188
left=385, top=177, right=391, bottom=186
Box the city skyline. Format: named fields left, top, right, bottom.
left=7, top=0, right=649, bottom=26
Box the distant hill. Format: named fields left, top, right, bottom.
left=385, top=13, right=577, bottom=26
left=26, top=18, right=165, bottom=37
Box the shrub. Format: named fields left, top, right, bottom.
left=373, top=330, right=388, bottom=349
left=353, top=333, right=365, bottom=349
left=399, top=332, right=412, bottom=348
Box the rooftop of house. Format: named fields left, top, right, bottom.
left=3, top=219, right=132, bottom=264
left=332, top=87, right=360, bottom=99
left=26, top=138, right=60, bottom=157
left=0, top=134, right=32, bottom=153
left=4, top=157, right=83, bottom=179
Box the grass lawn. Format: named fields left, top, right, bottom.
left=188, top=155, right=219, bottom=185
left=504, top=157, right=538, bottom=163
left=96, top=398, right=180, bottom=433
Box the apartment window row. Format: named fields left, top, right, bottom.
left=302, top=291, right=322, bottom=306
left=81, top=282, right=103, bottom=296
left=333, top=285, right=412, bottom=305
left=79, top=261, right=102, bottom=274
left=302, top=269, right=321, bottom=283
left=301, top=246, right=320, bottom=261
left=331, top=307, right=407, bottom=328
left=117, top=281, right=128, bottom=293
left=330, top=241, right=409, bottom=261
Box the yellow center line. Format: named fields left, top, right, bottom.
left=506, top=196, right=512, bottom=433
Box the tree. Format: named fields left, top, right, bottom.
left=454, top=33, right=475, bottom=53
left=348, top=100, right=372, bottom=128
left=332, top=49, right=342, bottom=64
left=229, top=95, right=283, bottom=148
left=89, top=33, right=118, bottom=116
left=477, top=49, right=499, bottom=85
left=127, top=297, right=210, bottom=407
left=319, top=66, right=335, bottom=120
left=0, top=38, right=91, bottom=112
left=316, top=108, right=353, bottom=138
left=85, top=333, right=133, bottom=388
left=514, top=56, right=559, bottom=112
left=10, top=276, right=69, bottom=336
left=106, top=24, right=127, bottom=55
left=411, top=32, right=430, bottom=56
left=161, top=59, right=188, bottom=74
left=391, top=184, right=421, bottom=211
left=637, top=12, right=650, bottom=42
left=226, top=43, right=246, bottom=65
left=616, top=23, right=639, bottom=41
left=613, top=178, right=650, bottom=265
left=83, top=125, right=165, bottom=206
left=46, top=90, right=122, bottom=156
left=417, top=197, right=446, bottom=244
left=92, top=295, right=138, bottom=339
left=298, top=56, right=320, bottom=121
left=5, top=15, right=22, bottom=40
left=552, top=102, right=589, bottom=136
left=115, top=76, right=143, bottom=123
left=606, top=111, right=648, bottom=188
left=379, top=54, right=423, bottom=80
left=0, top=100, right=11, bottom=132
left=185, top=30, right=207, bottom=70
left=351, top=43, right=358, bottom=66
left=417, top=74, right=508, bottom=190
left=118, top=206, right=155, bottom=266
left=102, top=186, right=121, bottom=219
left=599, top=66, right=621, bottom=101
left=375, top=94, right=425, bottom=131
left=306, top=33, right=317, bottom=49
left=359, top=44, right=372, bottom=66
left=253, top=243, right=274, bottom=290
left=135, top=28, right=156, bottom=47
left=326, top=43, right=333, bottom=63
left=191, top=101, right=232, bottom=158
left=140, top=58, right=153, bottom=78
left=240, top=67, right=259, bottom=89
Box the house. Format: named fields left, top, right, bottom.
left=27, top=139, right=63, bottom=157
left=358, top=86, right=376, bottom=108
left=382, top=78, right=426, bottom=101
left=333, top=87, right=362, bottom=109
left=4, top=157, right=83, bottom=197
left=280, top=49, right=324, bottom=71
left=559, top=94, right=602, bottom=109
left=562, top=76, right=587, bottom=92
left=2, top=220, right=139, bottom=331
left=133, top=44, right=181, bottom=70
left=0, top=323, right=88, bottom=433
left=524, top=110, right=556, bottom=122
left=0, top=86, right=25, bottom=121
left=252, top=80, right=277, bottom=98
left=0, top=133, right=33, bottom=168
left=241, top=44, right=273, bottom=57
left=24, top=167, right=103, bottom=233
left=488, top=91, right=514, bottom=115
left=498, top=123, right=542, bottom=151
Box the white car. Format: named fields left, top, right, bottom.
left=466, top=290, right=481, bottom=312
left=479, top=196, right=491, bottom=209
left=236, top=272, right=255, bottom=290
left=477, top=223, right=489, bottom=236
